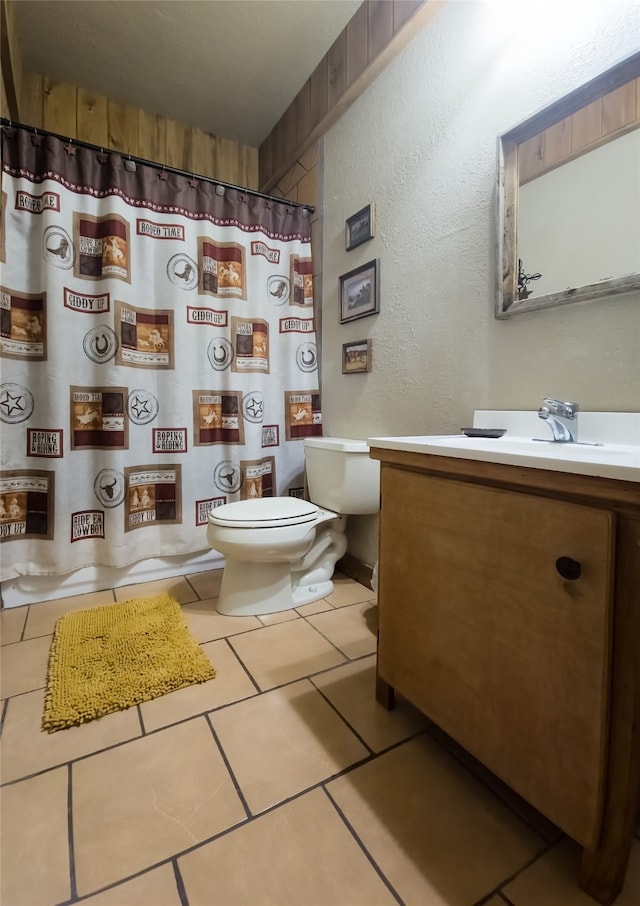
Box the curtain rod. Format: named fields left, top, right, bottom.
left=0, top=118, right=315, bottom=214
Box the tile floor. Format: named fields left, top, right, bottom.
left=1, top=570, right=639, bottom=906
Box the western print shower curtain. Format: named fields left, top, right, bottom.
left=0, top=125, right=321, bottom=582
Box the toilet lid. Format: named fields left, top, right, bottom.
left=208, top=497, right=319, bottom=528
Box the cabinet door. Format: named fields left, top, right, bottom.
left=377, top=468, right=614, bottom=847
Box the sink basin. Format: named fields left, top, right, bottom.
left=369, top=411, right=640, bottom=482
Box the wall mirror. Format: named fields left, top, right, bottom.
left=496, top=52, right=640, bottom=318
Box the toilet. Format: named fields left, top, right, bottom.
left=206, top=437, right=380, bottom=616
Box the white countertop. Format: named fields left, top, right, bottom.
left=368, top=411, right=640, bottom=483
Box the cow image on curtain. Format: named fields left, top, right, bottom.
left=0, top=126, right=321, bottom=581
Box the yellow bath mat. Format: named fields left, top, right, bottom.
left=43, top=592, right=215, bottom=732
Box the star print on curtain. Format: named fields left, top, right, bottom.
left=0, top=125, right=321, bottom=581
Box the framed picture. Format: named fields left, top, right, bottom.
left=342, top=339, right=372, bottom=374
left=345, top=204, right=375, bottom=251
left=339, top=259, right=379, bottom=324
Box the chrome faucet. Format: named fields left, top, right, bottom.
left=537, top=398, right=579, bottom=442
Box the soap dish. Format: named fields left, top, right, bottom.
left=461, top=428, right=507, bottom=438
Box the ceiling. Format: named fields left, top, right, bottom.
left=12, top=0, right=363, bottom=148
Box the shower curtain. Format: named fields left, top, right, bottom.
left=0, top=125, right=321, bottom=582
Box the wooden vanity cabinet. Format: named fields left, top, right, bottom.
left=370, top=447, right=640, bottom=906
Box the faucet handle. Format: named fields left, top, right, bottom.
left=542, top=398, right=579, bottom=419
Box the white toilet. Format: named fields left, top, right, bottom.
left=206, top=437, right=380, bottom=616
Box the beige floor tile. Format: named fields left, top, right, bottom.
left=228, top=619, right=346, bottom=690
left=325, top=573, right=374, bottom=608
left=179, top=787, right=398, bottom=906
left=80, top=864, right=182, bottom=906
left=0, top=634, right=51, bottom=699
left=327, top=735, right=545, bottom=905
left=503, top=837, right=640, bottom=905
left=307, top=601, right=378, bottom=658
left=312, top=655, right=429, bottom=751
left=72, top=717, right=246, bottom=896
left=0, top=688, right=142, bottom=783
left=210, top=679, right=369, bottom=814
left=0, top=605, right=28, bottom=645
left=186, top=568, right=224, bottom=600
left=23, top=589, right=115, bottom=639
left=258, top=608, right=300, bottom=625
left=296, top=598, right=335, bottom=615
left=140, top=639, right=257, bottom=732
left=113, top=575, right=197, bottom=604
left=0, top=767, right=70, bottom=906
left=181, top=597, right=261, bottom=642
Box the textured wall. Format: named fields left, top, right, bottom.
left=321, top=0, right=640, bottom=565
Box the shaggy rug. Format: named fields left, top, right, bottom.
left=42, top=592, right=215, bottom=732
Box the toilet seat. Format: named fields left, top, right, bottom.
left=209, top=497, right=319, bottom=529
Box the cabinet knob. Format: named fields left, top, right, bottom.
left=556, top=556, right=582, bottom=580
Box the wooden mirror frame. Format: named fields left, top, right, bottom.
left=496, top=52, right=640, bottom=318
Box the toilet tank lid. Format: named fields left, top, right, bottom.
left=303, top=436, right=370, bottom=453
left=209, top=497, right=319, bottom=526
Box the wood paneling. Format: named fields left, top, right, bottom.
left=518, top=77, right=640, bottom=185
left=16, top=70, right=43, bottom=128
left=327, top=31, right=347, bottom=110
left=137, top=109, right=166, bottom=164
left=165, top=118, right=192, bottom=171
left=602, top=79, right=637, bottom=135
left=14, top=72, right=258, bottom=189
left=43, top=78, right=77, bottom=137
left=0, top=0, right=21, bottom=120
left=345, top=3, right=369, bottom=90
left=295, top=79, right=311, bottom=149
left=571, top=97, right=602, bottom=152
left=191, top=127, right=217, bottom=180
left=368, top=0, right=394, bottom=63
left=282, top=102, right=297, bottom=161
left=393, top=0, right=424, bottom=30
left=108, top=100, right=139, bottom=156
left=77, top=88, right=109, bottom=148
left=309, top=54, right=329, bottom=130
left=259, top=0, right=444, bottom=191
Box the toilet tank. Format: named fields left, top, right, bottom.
left=303, top=437, right=380, bottom=514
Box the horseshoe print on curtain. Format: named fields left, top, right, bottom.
left=0, top=126, right=321, bottom=581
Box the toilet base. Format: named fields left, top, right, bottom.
left=292, top=579, right=334, bottom=607
left=215, top=560, right=337, bottom=616
left=216, top=560, right=293, bottom=616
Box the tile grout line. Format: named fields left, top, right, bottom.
left=298, top=600, right=378, bottom=662
left=7, top=574, right=623, bottom=905
left=67, top=762, right=78, bottom=902
left=220, top=636, right=261, bottom=693
left=204, top=712, right=252, bottom=820
left=0, top=650, right=403, bottom=790
left=474, top=837, right=560, bottom=906
left=171, top=858, right=190, bottom=906
left=0, top=697, right=8, bottom=737
left=310, top=679, right=375, bottom=756
left=20, top=604, right=31, bottom=641
left=322, top=784, right=405, bottom=905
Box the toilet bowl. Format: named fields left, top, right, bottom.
left=206, top=437, right=380, bottom=616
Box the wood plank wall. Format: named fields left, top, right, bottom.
left=4, top=1, right=444, bottom=201
left=259, top=0, right=444, bottom=192
left=519, top=77, right=640, bottom=185
left=14, top=70, right=259, bottom=190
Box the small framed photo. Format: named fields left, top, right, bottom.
left=345, top=204, right=375, bottom=251
left=342, top=339, right=372, bottom=374
left=339, top=258, right=379, bottom=324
